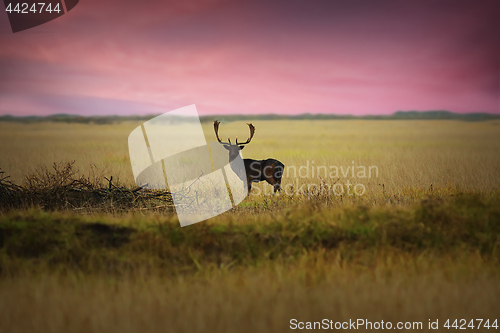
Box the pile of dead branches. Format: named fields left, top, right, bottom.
left=0, top=170, right=24, bottom=209
left=0, top=162, right=175, bottom=213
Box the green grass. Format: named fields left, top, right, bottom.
left=1, top=191, right=498, bottom=277
left=1, top=192, right=499, bottom=332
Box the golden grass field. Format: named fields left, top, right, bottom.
left=1, top=119, right=499, bottom=192
left=0, top=119, right=500, bottom=332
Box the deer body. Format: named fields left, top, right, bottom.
left=214, top=121, right=284, bottom=194
left=244, top=158, right=284, bottom=193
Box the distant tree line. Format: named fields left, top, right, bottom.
left=0, top=114, right=157, bottom=124
left=0, top=110, right=498, bottom=124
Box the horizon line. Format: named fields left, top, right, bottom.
left=1, top=109, right=499, bottom=118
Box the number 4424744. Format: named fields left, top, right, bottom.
left=444, top=319, right=498, bottom=330
left=5, top=3, right=62, bottom=14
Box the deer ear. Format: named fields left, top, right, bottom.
left=239, top=145, right=245, bottom=150
left=223, top=145, right=231, bottom=150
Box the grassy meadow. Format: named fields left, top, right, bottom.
left=0, top=119, right=500, bottom=332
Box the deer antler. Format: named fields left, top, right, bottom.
left=215, top=121, right=255, bottom=145
left=214, top=120, right=231, bottom=144
left=236, top=123, right=255, bottom=145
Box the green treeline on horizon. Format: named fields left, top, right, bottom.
left=0, top=110, right=499, bottom=124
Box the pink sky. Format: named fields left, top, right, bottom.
left=0, top=0, right=498, bottom=116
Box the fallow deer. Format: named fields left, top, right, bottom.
left=214, top=120, right=284, bottom=194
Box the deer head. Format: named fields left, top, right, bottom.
left=214, top=120, right=255, bottom=162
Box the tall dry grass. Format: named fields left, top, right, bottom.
left=1, top=256, right=499, bottom=333
left=1, top=120, right=499, bottom=193
left=1, top=120, right=500, bottom=332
